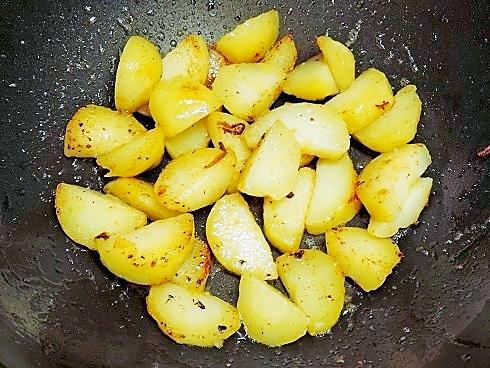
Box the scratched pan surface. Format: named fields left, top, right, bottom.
left=0, top=0, right=489, bottom=367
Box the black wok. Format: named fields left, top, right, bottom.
left=0, top=0, right=489, bottom=367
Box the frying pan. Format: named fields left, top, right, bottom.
left=0, top=0, right=489, bottom=367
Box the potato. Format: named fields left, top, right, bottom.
left=147, top=283, right=240, bottom=347
left=306, top=154, right=361, bottom=235
left=149, top=76, right=221, bottom=137
left=368, top=177, right=433, bottom=237
left=237, top=273, right=307, bottom=346
left=115, top=35, right=162, bottom=113
left=354, top=85, right=422, bottom=152
left=326, top=227, right=401, bottom=292
left=262, top=34, right=298, bottom=73
left=154, top=147, right=237, bottom=212
left=276, top=249, right=345, bottom=335
left=64, top=105, right=146, bottom=158
left=206, top=193, right=277, bottom=279
left=103, top=178, right=179, bottom=221
left=161, top=34, right=209, bottom=84
left=212, top=63, right=285, bottom=121
left=357, top=143, right=432, bottom=222
left=216, top=10, right=279, bottom=63
left=55, top=183, right=147, bottom=250
left=205, top=45, right=229, bottom=88
left=96, top=128, right=165, bottom=177
left=96, top=213, right=194, bottom=285
left=165, top=119, right=211, bottom=159
left=325, top=68, right=394, bottom=133
left=283, top=54, right=339, bottom=100
left=170, top=238, right=212, bottom=291
left=263, top=168, right=315, bottom=253
left=243, top=102, right=349, bottom=159
left=317, top=36, right=355, bottom=91
left=238, top=120, right=301, bottom=200
left=300, top=154, right=315, bottom=167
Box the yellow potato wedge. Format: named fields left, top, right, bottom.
left=161, top=34, right=209, bottom=84
left=306, top=154, right=361, bottom=235
left=103, top=178, right=180, bottom=221
left=170, top=238, right=212, bottom=291
left=96, top=128, right=165, bottom=177
left=206, top=193, right=277, bottom=279
left=357, top=143, right=432, bottom=222
left=154, top=147, right=237, bottom=212
left=300, top=154, right=315, bottom=167
left=325, top=68, right=394, bottom=133
left=64, top=105, right=147, bottom=158
left=96, top=213, right=194, bottom=285
left=243, top=102, right=349, bottom=159
left=262, top=34, right=298, bottom=73
left=55, top=183, right=147, bottom=250
left=276, top=249, right=345, bottom=335
left=216, top=10, right=279, bottom=63
left=149, top=76, right=221, bottom=137
left=238, top=120, right=301, bottom=200
left=326, top=227, right=401, bottom=292
left=212, top=63, right=285, bottom=121
left=115, top=35, right=162, bottom=113
left=354, top=85, right=422, bottom=152
left=368, top=177, right=433, bottom=238
left=237, top=273, right=307, bottom=346
left=165, top=119, right=211, bottom=159
left=317, top=36, right=355, bottom=91
left=147, top=283, right=240, bottom=347
left=205, top=45, right=229, bottom=88
left=263, top=168, right=315, bottom=253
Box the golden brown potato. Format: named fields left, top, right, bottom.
left=149, top=76, right=221, bottom=137
left=165, top=119, right=211, bottom=159
left=103, top=178, right=180, bottom=221
left=237, top=273, right=308, bottom=346
left=326, top=227, right=401, bottom=292
left=154, top=147, right=237, bottom=212
left=96, top=213, right=194, bottom=285
left=115, top=35, right=162, bottom=113
left=96, top=128, right=165, bottom=177
left=64, top=105, right=146, bottom=158
left=55, top=183, right=147, bottom=250
left=205, top=45, right=229, bottom=88
left=317, top=36, right=355, bottom=91
left=216, top=10, right=279, bottom=63
left=206, top=193, right=277, bottom=279
left=262, top=34, right=298, bottom=73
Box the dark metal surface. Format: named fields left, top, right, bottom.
left=0, top=0, right=489, bottom=367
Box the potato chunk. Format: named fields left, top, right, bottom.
left=216, top=10, right=279, bottom=63
left=170, top=238, right=212, bottom=291
left=96, top=214, right=194, bottom=285
left=354, top=85, right=422, bottom=152
left=368, top=177, right=433, bottom=237
left=317, top=36, right=355, bottom=91
left=325, top=68, right=394, bottom=133
left=154, top=147, right=237, bottom=212
left=326, top=227, right=401, bottom=291
left=165, top=119, right=211, bottom=159
left=147, top=283, right=240, bottom=347
left=96, top=128, right=165, bottom=177
left=55, top=183, right=147, bottom=250
left=244, top=102, right=349, bottom=160
left=212, top=63, right=285, bottom=121
left=262, top=34, right=298, bottom=73
left=64, top=105, right=146, bottom=158
left=206, top=193, right=277, bottom=280
left=115, top=35, right=162, bottom=112
left=306, top=154, right=361, bottom=235
left=237, top=273, right=307, bottom=346
left=263, top=167, right=315, bottom=253
left=276, top=249, right=345, bottom=335
left=357, top=143, right=431, bottom=222
left=149, top=76, right=221, bottom=137
left=238, top=121, right=300, bottom=200
left=161, top=34, right=209, bottom=84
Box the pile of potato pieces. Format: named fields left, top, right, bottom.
left=55, top=9, right=433, bottom=348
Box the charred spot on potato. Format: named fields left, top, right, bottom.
left=218, top=121, right=246, bottom=135
left=293, top=249, right=305, bottom=259
left=375, top=100, right=390, bottom=110
left=94, top=232, right=110, bottom=240
left=205, top=147, right=227, bottom=168
left=194, top=300, right=206, bottom=309
left=218, top=325, right=227, bottom=331
left=286, top=192, right=295, bottom=198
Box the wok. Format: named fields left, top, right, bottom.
left=0, top=0, right=489, bottom=367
